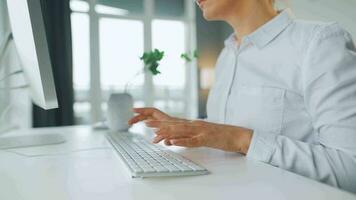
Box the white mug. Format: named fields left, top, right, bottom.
left=107, top=93, right=134, bottom=132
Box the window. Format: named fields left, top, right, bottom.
left=96, top=0, right=144, bottom=15
left=70, top=0, right=197, bottom=124
left=71, top=12, right=90, bottom=124
left=99, top=19, right=144, bottom=90
left=99, top=18, right=145, bottom=113
left=152, top=20, right=186, bottom=116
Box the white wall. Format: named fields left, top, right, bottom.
left=0, top=0, right=31, bottom=132
left=280, top=0, right=356, bottom=38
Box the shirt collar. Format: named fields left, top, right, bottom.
left=224, top=9, right=295, bottom=49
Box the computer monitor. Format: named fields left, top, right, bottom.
left=0, top=0, right=65, bottom=149
left=7, top=0, right=58, bottom=109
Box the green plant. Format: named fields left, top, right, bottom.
left=140, top=49, right=165, bottom=75
left=180, top=50, right=199, bottom=63
left=124, top=49, right=198, bottom=93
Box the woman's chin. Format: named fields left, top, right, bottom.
left=203, top=12, right=217, bottom=21
left=202, top=9, right=221, bottom=21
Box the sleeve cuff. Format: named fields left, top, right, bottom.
left=246, top=130, right=278, bottom=163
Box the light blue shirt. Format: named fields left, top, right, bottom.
left=207, top=9, right=356, bottom=193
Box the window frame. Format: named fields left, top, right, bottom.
left=71, top=0, right=198, bottom=123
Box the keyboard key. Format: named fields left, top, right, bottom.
left=176, top=165, right=194, bottom=172
left=153, top=166, right=169, bottom=173
left=143, top=168, right=156, bottom=173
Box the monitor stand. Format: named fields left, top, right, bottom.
left=0, top=92, right=66, bottom=150
left=0, top=133, right=66, bottom=150
left=0, top=32, right=66, bottom=150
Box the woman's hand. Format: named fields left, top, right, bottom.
left=128, top=108, right=188, bottom=146
left=145, top=120, right=253, bottom=154
left=128, top=107, right=177, bottom=125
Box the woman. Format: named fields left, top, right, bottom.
left=129, top=0, right=356, bottom=193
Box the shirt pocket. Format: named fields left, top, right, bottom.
left=227, top=84, right=285, bottom=134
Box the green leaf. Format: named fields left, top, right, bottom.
left=193, top=50, right=199, bottom=58
left=180, top=50, right=198, bottom=63
left=180, top=53, right=192, bottom=62
left=140, top=49, right=165, bottom=76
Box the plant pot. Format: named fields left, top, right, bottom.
left=107, top=93, right=134, bottom=132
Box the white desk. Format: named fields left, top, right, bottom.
left=0, top=125, right=355, bottom=200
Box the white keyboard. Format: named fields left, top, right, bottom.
left=106, top=132, right=209, bottom=178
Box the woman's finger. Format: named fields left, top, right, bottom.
left=134, top=107, right=169, bottom=120
left=152, top=131, right=192, bottom=146
left=155, top=131, right=197, bottom=143
left=164, top=136, right=193, bottom=145
left=164, top=139, right=172, bottom=146
left=131, top=108, right=160, bottom=121
left=153, top=134, right=190, bottom=144
left=128, top=114, right=149, bottom=125
left=147, top=120, right=198, bottom=130
left=145, top=120, right=163, bottom=128
left=152, top=135, right=165, bottom=144
left=133, top=107, right=156, bottom=115
left=171, top=137, right=201, bottom=147
left=145, top=120, right=179, bottom=128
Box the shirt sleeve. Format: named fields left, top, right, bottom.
left=246, top=23, right=356, bottom=193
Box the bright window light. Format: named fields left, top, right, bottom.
left=71, top=13, right=90, bottom=90
left=95, top=5, right=130, bottom=16
left=99, top=18, right=144, bottom=90
left=152, top=20, right=186, bottom=89
left=70, top=0, right=89, bottom=12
